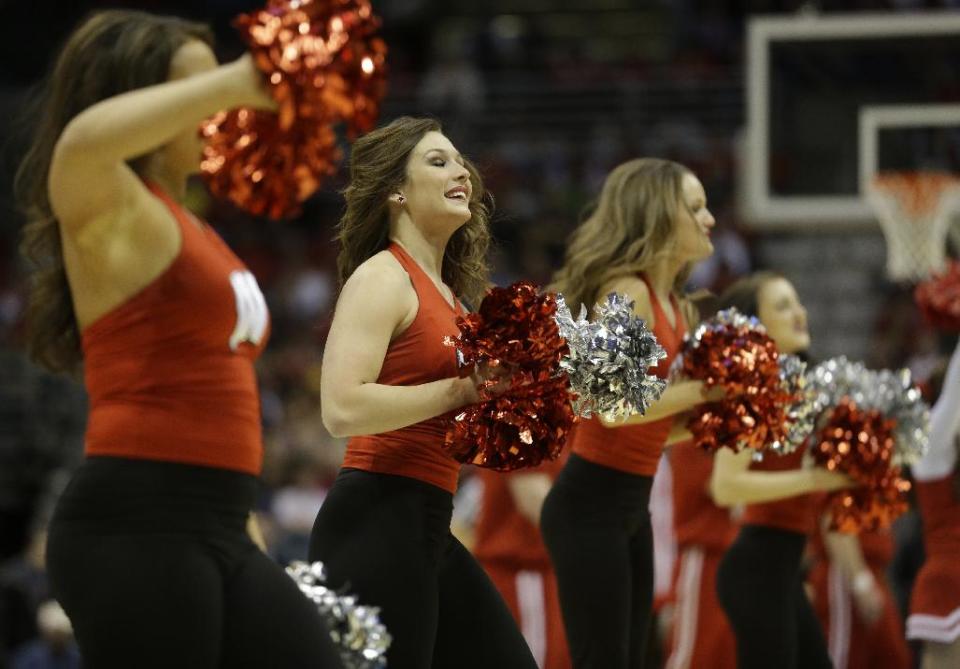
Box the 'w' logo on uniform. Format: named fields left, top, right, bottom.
left=229, top=270, right=268, bottom=351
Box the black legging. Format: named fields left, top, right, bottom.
left=309, top=468, right=538, bottom=669
left=46, top=456, right=343, bottom=669
left=540, top=453, right=655, bottom=669
left=716, top=524, right=832, bottom=669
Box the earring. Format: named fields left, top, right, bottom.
left=396, top=193, right=405, bottom=205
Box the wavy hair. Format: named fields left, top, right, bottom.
left=335, top=116, right=491, bottom=307
left=550, top=158, right=695, bottom=314
left=15, top=10, right=213, bottom=373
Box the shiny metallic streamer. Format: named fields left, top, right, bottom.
left=286, top=560, right=391, bottom=668
left=554, top=292, right=666, bottom=421
left=806, top=356, right=929, bottom=466
left=444, top=282, right=576, bottom=470
left=202, top=0, right=387, bottom=219
left=769, top=353, right=819, bottom=457
left=680, top=308, right=793, bottom=454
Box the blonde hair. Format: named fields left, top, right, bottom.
left=335, top=116, right=491, bottom=307
left=550, top=158, right=695, bottom=314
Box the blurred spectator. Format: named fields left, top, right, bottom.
left=0, top=525, right=48, bottom=667
left=267, top=446, right=336, bottom=564
left=9, top=601, right=79, bottom=669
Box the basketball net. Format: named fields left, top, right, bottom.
left=867, top=171, right=960, bottom=283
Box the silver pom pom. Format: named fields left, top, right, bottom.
left=806, top=357, right=930, bottom=466
left=555, top=292, right=667, bottom=421
left=686, top=307, right=767, bottom=345
left=773, top=354, right=821, bottom=457
left=286, top=561, right=391, bottom=668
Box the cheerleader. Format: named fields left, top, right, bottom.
left=309, top=117, right=538, bottom=668
left=907, top=338, right=960, bottom=669
left=540, top=158, right=718, bottom=669
left=662, top=439, right=738, bottom=669
left=807, top=512, right=911, bottom=669
left=473, top=456, right=572, bottom=669
left=17, top=10, right=343, bottom=667
left=711, top=271, right=855, bottom=669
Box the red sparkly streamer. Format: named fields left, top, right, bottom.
left=444, top=282, right=577, bottom=471
left=201, top=0, right=387, bottom=219
left=812, top=399, right=911, bottom=532
left=915, top=259, right=960, bottom=332
left=682, top=322, right=794, bottom=454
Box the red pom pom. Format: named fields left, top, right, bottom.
left=915, top=260, right=960, bottom=332
left=201, top=109, right=339, bottom=220
left=445, top=378, right=575, bottom=471
left=444, top=282, right=576, bottom=471
left=201, top=0, right=387, bottom=219
left=682, top=317, right=793, bottom=454
left=812, top=399, right=911, bottom=532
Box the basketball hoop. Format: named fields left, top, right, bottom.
left=867, top=171, right=960, bottom=283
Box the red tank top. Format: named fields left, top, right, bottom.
left=741, top=445, right=816, bottom=535
left=341, top=243, right=465, bottom=493
left=669, top=440, right=738, bottom=552
left=83, top=183, right=270, bottom=475
left=571, top=274, right=686, bottom=476
left=915, top=475, right=960, bottom=558
left=473, top=452, right=568, bottom=569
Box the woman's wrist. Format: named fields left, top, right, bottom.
left=219, top=55, right=276, bottom=111
left=452, top=375, right=479, bottom=408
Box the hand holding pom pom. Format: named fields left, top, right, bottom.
left=806, top=357, right=929, bottom=468
left=680, top=308, right=797, bottom=454
left=806, top=357, right=929, bottom=531
left=202, top=0, right=387, bottom=219
left=810, top=399, right=910, bottom=532
left=444, top=282, right=576, bottom=471
left=554, top=292, right=667, bottom=421
left=201, top=108, right=340, bottom=219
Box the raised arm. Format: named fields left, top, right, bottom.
left=914, top=337, right=960, bottom=481
left=49, top=50, right=274, bottom=230
left=709, top=448, right=852, bottom=508
left=320, top=255, right=477, bottom=438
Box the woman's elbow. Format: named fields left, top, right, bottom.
left=54, top=116, right=99, bottom=161
left=321, top=403, right=353, bottom=438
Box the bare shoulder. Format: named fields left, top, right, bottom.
left=49, top=146, right=145, bottom=235
left=338, top=250, right=417, bottom=317
left=599, top=275, right=654, bottom=322
left=348, top=250, right=411, bottom=289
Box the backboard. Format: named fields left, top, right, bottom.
left=743, top=12, right=960, bottom=227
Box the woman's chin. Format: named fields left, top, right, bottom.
left=444, top=205, right=472, bottom=226
left=781, top=336, right=810, bottom=355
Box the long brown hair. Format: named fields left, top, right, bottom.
left=715, top=271, right=786, bottom=319
left=335, top=116, right=491, bottom=307
left=15, top=10, right=213, bottom=374
left=550, top=158, right=695, bottom=315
